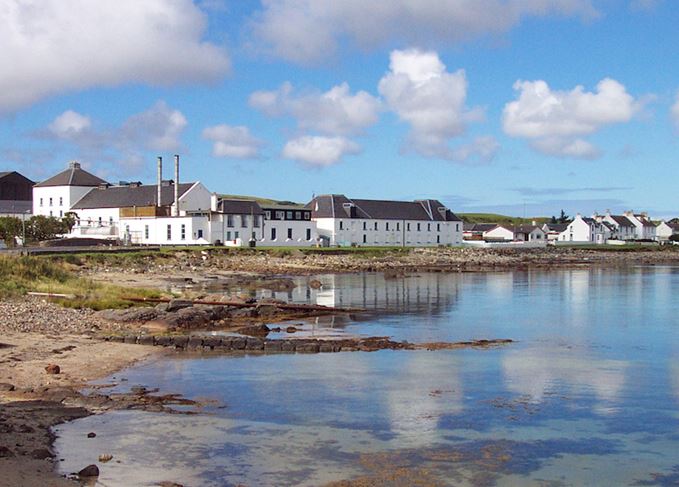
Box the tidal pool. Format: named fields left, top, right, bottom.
left=55, top=267, right=679, bottom=486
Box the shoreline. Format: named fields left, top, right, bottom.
left=2, top=252, right=679, bottom=486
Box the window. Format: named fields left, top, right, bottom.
left=374, top=222, right=378, bottom=230
left=59, top=197, right=63, bottom=206
left=437, top=223, right=440, bottom=232
left=98, top=216, right=102, bottom=226
left=265, top=211, right=271, bottom=220
left=363, top=234, right=367, bottom=243
left=271, top=228, right=276, bottom=240
left=241, top=215, right=248, bottom=228
left=363, top=221, right=367, bottom=230
left=386, top=222, right=390, bottom=231
left=339, top=220, right=344, bottom=230
left=397, top=222, right=400, bottom=231
left=49, top=211, right=53, bottom=217
left=144, top=225, right=149, bottom=239
left=407, top=223, right=411, bottom=231
left=287, top=228, right=293, bottom=239
left=437, top=235, right=440, bottom=244
left=181, top=224, right=186, bottom=240
left=227, top=215, right=234, bottom=227
left=59, top=210, right=63, bottom=217
left=456, top=223, right=459, bottom=232
left=227, top=231, right=232, bottom=241
left=304, top=212, right=311, bottom=220
left=49, top=197, right=53, bottom=206
left=197, top=229, right=203, bottom=239
left=234, top=231, right=239, bottom=239
left=295, top=211, right=301, bottom=220
left=40, top=198, right=43, bottom=207
left=275, top=210, right=284, bottom=220
left=253, top=215, right=260, bottom=228
left=417, top=223, right=421, bottom=231
left=306, top=228, right=311, bottom=241
left=166, top=224, right=172, bottom=240
left=286, top=211, right=293, bottom=220
left=109, top=216, right=113, bottom=225
left=427, top=223, right=431, bottom=231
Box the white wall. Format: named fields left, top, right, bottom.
left=209, top=213, right=263, bottom=246
left=562, top=216, right=592, bottom=242
left=122, top=216, right=210, bottom=245
left=314, top=217, right=461, bottom=247
left=656, top=222, right=675, bottom=241
left=177, top=182, right=212, bottom=215
left=484, top=226, right=514, bottom=241
left=33, top=186, right=93, bottom=218
left=261, top=219, right=318, bottom=247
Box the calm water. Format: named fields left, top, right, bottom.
left=55, top=267, right=679, bottom=486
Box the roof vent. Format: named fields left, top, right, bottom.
left=69, top=161, right=81, bottom=169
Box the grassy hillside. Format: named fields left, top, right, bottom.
left=459, top=213, right=550, bottom=226
left=218, top=194, right=304, bottom=207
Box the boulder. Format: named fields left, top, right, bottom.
left=45, top=364, right=61, bottom=374
left=238, top=324, right=270, bottom=338
left=0, top=446, right=14, bottom=458
left=0, top=383, right=15, bottom=392
left=166, top=299, right=193, bottom=312
left=78, top=464, right=100, bottom=478
left=245, top=338, right=264, bottom=351
left=31, top=448, right=52, bottom=460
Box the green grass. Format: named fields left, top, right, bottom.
left=218, top=194, right=304, bottom=207
left=0, top=255, right=161, bottom=309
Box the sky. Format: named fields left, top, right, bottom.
left=1, top=0, right=678, bottom=218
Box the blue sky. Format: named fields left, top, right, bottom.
left=1, top=0, right=678, bottom=218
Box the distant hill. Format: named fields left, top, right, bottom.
left=218, top=194, right=304, bottom=207
left=459, top=213, right=550, bottom=226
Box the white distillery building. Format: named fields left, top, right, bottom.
left=33, top=161, right=108, bottom=218
left=656, top=221, right=679, bottom=242
left=308, top=194, right=462, bottom=247
left=214, top=199, right=318, bottom=247
left=623, top=211, right=657, bottom=240
left=595, top=212, right=637, bottom=241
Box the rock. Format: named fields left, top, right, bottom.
left=264, top=341, right=282, bottom=352
left=87, top=432, right=97, bottom=438
left=0, top=446, right=14, bottom=458
left=308, top=279, right=322, bottom=289
left=228, top=307, right=257, bottom=319
left=166, top=299, right=193, bottom=312
left=238, top=323, right=270, bottom=337
left=78, top=464, right=100, bottom=478
left=163, top=308, right=210, bottom=329
left=45, top=364, right=61, bottom=374
left=187, top=336, right=203, bottom=349
left=255, top=304, right=279, bottom=317
left=286, top=326, right=298, bottom=334
left=97, top=307, right=160, bottom=323
left=138, top=335, right=155, bottom=346
left=98, top=454, right=113, bottom=463
left=31, top=448, right=52, bottom=460
left=202, top=336, right=222, bottom=349
left=0, top=383, right=15, bottom=392
left=245, top=337, right=264, bottom=351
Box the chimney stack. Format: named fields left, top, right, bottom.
left=173, top=154, right=180, bottom=217
left=156, top=156, right=162, bottom=208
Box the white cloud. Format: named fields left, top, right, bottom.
left=37, top=101, right=188, bottom=175
left=282, top=136, right=360, bottom=166
left=378, top=48, right=489, bottom=161
left=671, top=91, right=679, bottom=133
left=450, top=136, right=500, bottom=163
left=120, top=101, right=187, bottom=152
left=248, top=0, right=598, bottom=64
left=202, top=124, right=263, bottom=159
left=250, top=82, right=380, bottom=136
left=0, top=0, right=230, bottom=113
left=48, top=110, right=92, bottom=139
left=502, top=78, right=640, bottom=158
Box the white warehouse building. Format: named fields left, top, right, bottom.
left=308, top=194, right=462, bottom=247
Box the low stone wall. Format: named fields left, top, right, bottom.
left=103, top=334, right=349, bottom=353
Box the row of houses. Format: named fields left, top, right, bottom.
left=464, top=212, right=679, bottom=245
left=30, top=159, right=464, bottom=247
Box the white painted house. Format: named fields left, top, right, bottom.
left=260, top=203, right=318, bottom=246
left=33, top=161, right=107, bottom=218
left=595, top=212, right=636, bottom=241
left=309, top=195, right=462, bottom=247
left=483, top=225, right=515, bottom=242
left=655, top=221, right=679, bottom=242
left=624, top=211, right=656, bottom=240
left=558, top=214, right=609, bottom=243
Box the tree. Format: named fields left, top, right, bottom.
left=557, top=209, right=571, bottom=224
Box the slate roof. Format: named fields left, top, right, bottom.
left=217, top=199, right=265, bottom=215
left=543, top=223, right=568, bottom=232
left=308, top=195, right=462, bottom=222
left=465, top=223, right=501, bottom=232
left=514, top=224, right=543, bottom=234
left=634, top=214, right=656, bottom=228
left=0, top=200, right=31, bottom=214
left=609, top=215, right=635, bottom=228
left=71, top=183, right=195, bottom=209
left=34, top=163, right=107, bottom=188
